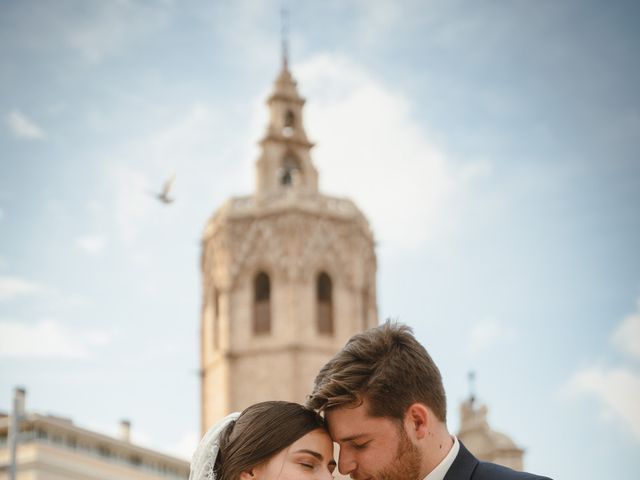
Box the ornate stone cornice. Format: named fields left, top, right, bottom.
left=202, top=204, right=375, bottom=290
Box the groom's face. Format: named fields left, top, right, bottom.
left=326, top=398, right=422, bottom=480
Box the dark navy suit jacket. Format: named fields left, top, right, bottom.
left=443, top=442, right=552, bottom=480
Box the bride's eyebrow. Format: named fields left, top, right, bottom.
left=293, top=449, right=322, bottom=460
left=292, top=450, right=337, bottom=468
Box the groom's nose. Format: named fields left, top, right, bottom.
left=338, top=448, right=357, bottom=476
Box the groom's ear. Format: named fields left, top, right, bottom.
left=404, top=403, right=429, bottom=440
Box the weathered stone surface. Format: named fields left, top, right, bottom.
left=200, top=63, right=378, bottom=434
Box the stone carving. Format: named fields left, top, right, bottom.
left=203, top=206, right=375, bottom=291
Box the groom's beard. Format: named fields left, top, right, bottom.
left=376, top=428, right=422, bottom=480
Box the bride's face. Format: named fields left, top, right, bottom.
left=250, top=428, right=336, bottom=480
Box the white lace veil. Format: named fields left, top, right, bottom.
left=189, top=412, right=241, bottom=480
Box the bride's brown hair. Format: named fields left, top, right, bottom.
left=214, top=401, right=325, bottom=480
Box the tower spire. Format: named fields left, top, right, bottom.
left=281, top=8, right=289, bottom=69
left=468, top=370, right=477, bottom=405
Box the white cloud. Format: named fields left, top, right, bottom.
left=611, top=298, right=640, bottom=359
left=0, top=276, right=43, bottom=301
left=565, top=297, right=640, bottom=440
left=0, top=318, right=110, bottom=358
left=105, top=53, right=486, bottom=254
left=295, top=53, right=488, bottom=252
left=5, top=110, right=45, bottom=140
left=0, top=207, right=4, bottom=221
left=468, top=318, right=516, bottom=354
left=566, top=366, right=640, bottom=439
left=75, top=234, right=108, bottom=254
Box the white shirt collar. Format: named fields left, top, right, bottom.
left=423, top=435, right=459, bottom=480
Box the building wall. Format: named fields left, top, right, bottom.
left=201, top=205, right=378, bottom=430
left=0, top=440, right=187, bottom=480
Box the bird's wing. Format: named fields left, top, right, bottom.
left=161, top=173, right=176, bottom=195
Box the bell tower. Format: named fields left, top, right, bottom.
left=256, top=55, right=318, bottom=198
left=200, top=52, right=378, bottom=433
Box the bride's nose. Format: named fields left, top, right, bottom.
left=318, top=469, right=334, bottom=480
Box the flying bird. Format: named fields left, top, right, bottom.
left=155, top=174, right=176, bottom=204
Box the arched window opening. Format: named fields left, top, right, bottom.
left=284, top=110, right=295, bottom=128
left=283, top=110, right=295, bottom=137
left=253, top=272, right=271, bottom=334
left=280, top=154, right=300, bottom=187
left=317, top=272, right=334, bottom=335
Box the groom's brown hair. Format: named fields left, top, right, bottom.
left=307, top=321, right=447, bottom=422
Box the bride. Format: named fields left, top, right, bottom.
left=190, top=401, right=336, bottom=480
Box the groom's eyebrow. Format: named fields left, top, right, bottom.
left=337, top=433, right=367, bottom=443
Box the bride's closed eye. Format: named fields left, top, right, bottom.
left=295, top=455, right=319, bottom=469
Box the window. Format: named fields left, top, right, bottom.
left=98, top=445, right=112, bottom=458
left=284, top=110, right=295, bottom=127
left=283, top=110, right=295, bottom=137
left=253, top=272, right=271, bottom=334
left=280, top=154, right=300, bottom=186
left=317, top=272, right=334, bottom=335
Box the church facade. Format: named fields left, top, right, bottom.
left=199, top=57, right=378, bottom=433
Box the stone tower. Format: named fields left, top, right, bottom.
left=457, top=393, right=525, bottom=470
left=199, top=55, right=378, bottom=433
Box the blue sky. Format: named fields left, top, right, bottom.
left=1, top=1, right=639, bottom=479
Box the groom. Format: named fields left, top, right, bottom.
left=307, top=321, right=552, bottom=480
